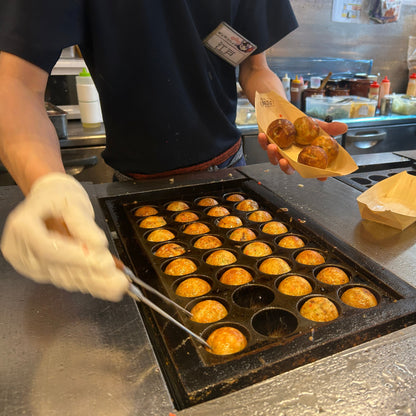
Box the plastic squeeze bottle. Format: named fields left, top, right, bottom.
left=368, top=81, right=380, bottom=103
left=290, top=75, right=302, bottom=109
left=76, top=68, right=103, bottom=128
left=406, top=73, right=416, bottom=97
left=378, top=76, right=390, bottom=108
left=282, top=73, right=291, bottom=100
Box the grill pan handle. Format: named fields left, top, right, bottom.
left=345, top=129, right=387, bottom=149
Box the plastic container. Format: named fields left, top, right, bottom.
left=391, top=94, right=416, bottom=115
left=282, top=73, right=291, bottom=100
left=75, top=68, right=103, bottom=128
left=290, top=75, right=302, bottom=109
left=235, top=98, right=256, bottom=125
left=305, top=96, right=377, bottom=119
left=378, top=76, right=390, bottom=108
left=368, top=81, right=380, bottom=102
left=406, top=73, right=416, bottom=97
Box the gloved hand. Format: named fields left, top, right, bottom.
left=0, top=173, right=129, bottom=301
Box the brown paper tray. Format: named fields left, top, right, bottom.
left=255, top=91, right=358, bottom=178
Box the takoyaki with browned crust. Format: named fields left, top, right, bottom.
left=259, top=257, right=291, bottom=275
left=206, top=327, right=247, bottom=355
left=154, top=243, right=186, bottom=258
left=219, top=267, right=253, bottom=285
left=183, top=222, right=210, bottom=235
left=229, top=227, right=256, bottom=242
left=193, top=235, right=222, bottom=249
left=236, top=199, right=259, bottom=212
left=164, top=258, right=197, bottom=276
left=207, top=206, right=230, bottom=217
left=278, top=235, right=305, bottom=249
left=243, top=241, right=272, bottom=257
left=205, top=250, right=237, bottom=266
left=175, top=277, right=211, bottom=297
left=147, top=229, right=175, bottom=242
left=300, top=297, right=339, bottom=322
left=166, top=201, right=190, bottom=211
left=262, top=221, right=288, bottom=235
left=139, top=216, right=167, bottom=229
left=134, top=205, right=158, bottom=217
left=174, top=211, right=199, bottom=223
left=217, top=215, right=243, bottom=229
left=197, top=197, right=219, bottom=207
left=341, top=287, right=378, bottom=309
left=316, top=266, right=349, bottom=285
left=277, top=275, right=313, bottom=296
left=248, top=210, right=273, bottom=222
left=295, top=249, right=325, bottom=266
left=225, top=193, right=245, bottom=202
left=190, top=300, right=228, bottom=323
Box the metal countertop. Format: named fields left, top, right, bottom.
left=1, top=165, right=416, bottom=416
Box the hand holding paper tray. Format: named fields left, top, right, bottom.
left=357, top=171, right=416, bottom=230
left=255, top=91, right=358, bottom=178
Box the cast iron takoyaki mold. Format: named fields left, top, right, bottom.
left=100, top=178, right=416, bottom=410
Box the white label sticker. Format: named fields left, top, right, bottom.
left=203, top=21, right=257, bottom=67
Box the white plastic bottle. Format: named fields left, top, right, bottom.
left=282, top=73, right=291, bottom=100
left=406, top=73, right=416, bottom=97
left=76, top=68, right=103, bottom=128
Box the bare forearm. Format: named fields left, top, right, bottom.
left=0, top=54, right=64, bottom=195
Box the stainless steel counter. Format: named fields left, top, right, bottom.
left=1, top=165, right=416, bottom=416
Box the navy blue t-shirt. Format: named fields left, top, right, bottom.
left=0, top=1, right=298, bottom=174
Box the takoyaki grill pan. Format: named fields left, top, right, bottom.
left=100, top=178, right=416, bottom=410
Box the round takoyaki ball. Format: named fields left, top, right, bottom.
left=147, top=229, right=175, bottom=242
left=219, top=267, right=253, bottom=285
left=193, top=235, right=222, bottom=249
left=164, top=258, right=197, bottom=276
left=243, top=241, right=272, bottom=257
left=236, top=199, right=259, bottom=212
left=277, top=275, right=313, bottom=296
left=300, top=297, right=339, bottom=322
left=259, top=257, right=291, bottom=275
left=311, top=135, right=339, bottom=165
left=295, top=249, right=325, bottom=266
left=154, top=243, right=186, bottom=258
left=248, top=210, right=273, bottom=223
left=262, top=221, right=288, bottom=235
left=175, top=277, right=211, bottom=297
left=206, top=250, right=237, bottom=266
left=139, top=216, right=167, bottom=229
left=316, top=266, right=349, bottom=285
left=217, top=215, right=243, bottom=229
left=197, top=197, right=219, bottom=207
left=297, top=145, right=328, bottom=169
left=190, top=300, right=228, bottom=323
left=229, top=227, right=257, bottom=242
left=206, top=326, right=247, bottom=355
left=174, top=211, right=199, bottom=223
left=226, top=193, right=245, bottom=202
left=183, top=222, right=210, bottom=235
left=278, top=235, right=305, bottom=249
left=341, top=287, right=378, bottom=309
left=294, top=116, right=320, bottom=145
left=166, top=201, right=190, bottom=211
left=266, top=118, right=296, bottom=149
left=207, top=206, right=230, bottom=217
left=134, top=205, right=158, bottom=217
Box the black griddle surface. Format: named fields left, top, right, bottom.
left=100, top=178, right=416, bottom=410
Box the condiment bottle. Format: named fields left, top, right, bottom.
left=406, top=73, right=416, bottom=97
left=378, top=76, right=390, bottom=108
left=368, top=80, right=380, bottom=103
left=290, top=75, right=302, bottom=109
left=282, top=73, right=291, bottom=100
left=76, top=68, right=103, bottom=128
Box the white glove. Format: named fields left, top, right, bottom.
left=1, top=173, right=129, bottom=301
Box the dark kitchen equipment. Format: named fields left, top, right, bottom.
left=100, top=177, right=416, bottom=410
left=45, top=102, right=68, bottom=139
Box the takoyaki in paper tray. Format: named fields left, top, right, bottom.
left=255, top=91, right=358, bottom=178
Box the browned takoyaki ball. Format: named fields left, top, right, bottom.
left=236, top=199, right=259, bottom=212
left=207, top=206, right=230, bottom=217
left=193, top=235, right=222, bottom=249
left=197, top=197, right=218, bottom=207
left=300, top=297, right=339, bottom=322
left=341, top=287, right=378, bottom=309
left=262, top=221, right=288, bottom=235
left=154, top=243, right=186, bottom=258
left=206, top=326, right=247, bottom=355
left=174, top=211, right=199, bottom=223
left=217, top=215, right=243, bottom=229
left=243, top=241, right=272, bottom=257
left=139, top=216, right=167, bottom=229
left=220, top=267, right=253, bottom=285
left=248, top=210, right=273, bottom=222
left=277, top=275, right=313, bottom=296
left=190, top=300, right=228, bottom=323
left=294, top=115, right=320, bottom=146
left=166, top=201, right=190, bottom=211
left=165, top=258, right=197, bottom=276
left=175, top=277, right=211, bottom=297
left=311, top=135, right=339, bottom=165
left=229, top=227, right=256, bottom=242
left=295, top=249, right=325, bottom=266
left=259, top=257, right=291, bottom=275
left=278, top=235, right=305, bottom=249
left=226, top=194, right=245, bottom=202
left=266, top=118, right=296, bottom=149
left=134, top=205, right=158, bottom=217
left=297, top=145, right=328, bottom=169
left=147, top=229, right=175, bottom=242
left=183, top=222, right=210, bottom=235
left=206, top=250, right=237, bottom=266
left=316, top=266, right=349, bottom=285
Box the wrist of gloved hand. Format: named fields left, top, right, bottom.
left=1, top=173, right=128, bottom=301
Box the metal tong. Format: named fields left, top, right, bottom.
left=122, top=265, right=211, bottom=349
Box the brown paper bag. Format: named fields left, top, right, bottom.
left=255, top=91, right=358, bottom=178
left=356, top=171, right=416, bottom=230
